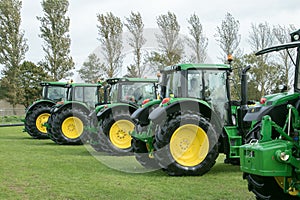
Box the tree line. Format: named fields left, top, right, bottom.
left=0, top=0, right=296, bottom=111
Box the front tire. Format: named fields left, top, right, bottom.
left=154, top=112, right=219, bottom=176
left=244, top=174, right=299, bottom=200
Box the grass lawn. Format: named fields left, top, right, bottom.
left=0, top=126, right=255, bottom=200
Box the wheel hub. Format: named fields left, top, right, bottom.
left=36, top=113, right=51, bottom=134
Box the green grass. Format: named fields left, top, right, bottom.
left=0, top=127, right=255, bottom=200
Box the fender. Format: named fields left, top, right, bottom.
left=26, top=99, right=56, bottom=113
left=149, top=99, right=211, bottom=122
left=96, top=103, right=138, bottom=120
left=131, top=99, right=162, bottom=126
left=52, top=101, right=91, bottom=114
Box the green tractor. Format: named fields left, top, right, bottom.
left=46, top=82, right=102, bottom=145
left=131, top=63, right=253, bottom=175
left=240, top=30, right=300, bottom=199
left=24, top=82, right=67, bottom=139
left=88, top=77, right=158, bottom=154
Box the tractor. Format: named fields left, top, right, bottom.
left=24, top=81, right=67, bottom=139
left=46, top=82, right=102, bottom=145
left=88, top=77, right=158, bottom=154
left=240, top=30, right=300, bottom=199
left=130, top=63, right=254, bottom=175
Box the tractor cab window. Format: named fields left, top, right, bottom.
left=206, top=70, right=228, bottom=121
left=120, top=82, right=156, bottom=105
left=165, top=71, right=182, bottom=98
left=73, top=86, right=98, bottom=108
left=187, top=71, right=204, bottom=99
left=46, top=86, right=66, bottom=101
left=84, top=86, right=98, bottom=108
left=109, top=84, right=119, bottom=103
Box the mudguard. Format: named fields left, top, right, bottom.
left=26, top=99, right=56, bottom=113
left=96, top=103, right=138, bottom=120
left=149, top=99, right=213, bottom=124
left=131, top=99, right=161, bottom=126
left=52, top=101, right=91, bottom=114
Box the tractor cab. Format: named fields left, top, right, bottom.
left=158, top=64, right=231, bottom=126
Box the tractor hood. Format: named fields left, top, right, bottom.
left=244, top=92, right=300, bottom=122
left=260, top=92, right=300, bottom=106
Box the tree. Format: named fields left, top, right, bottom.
left=186, top=13, right=208, bottom=63
left=77, top=53, right=104, bottom=83
left=97, top=12, right=123, bottom=78
left=273, top=24, right=296, bottom=89
left=248, top=22, right=280, bottom=97
left=0, top=0, right=28, bottom=112
left=215, top=12, right=241, bottom=62
left=18, top=61, right=50, bottom=107
left=124, top=11, right=146, bottom=77
left=147, top=11, right=184, bottom=70
left=37, top=0, right=74, bottom=81
left=249, top=22, right=274, bottom=53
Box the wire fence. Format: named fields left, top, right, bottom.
left=0, top=108, right=25, bottom=127
left=0, top=108, right=25, bottom=116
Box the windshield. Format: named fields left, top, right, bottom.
left=71, top=86, right=98, bottom=108
left=44, top=86, right=66, bottom=101
left=109, top=82, right=156, bottom=105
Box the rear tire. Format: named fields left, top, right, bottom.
left=154, top=112, right=219, bottom=176
left=24, top=103, right=53, bottom=139
left=47, top=107, right=89, bottom=145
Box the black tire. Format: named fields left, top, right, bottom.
left=91, top=110, right=134, bottom=155
left=24, top=103, right=53, bottom=139
left=47, top=107, right=89, bottom=145
left=153, top=111, right=219, bottom=176
left=243, top=122, right=298, bottom=199
left=131, top=126, right=160, bottom=168
left=244, top=174, right=299, bottom=200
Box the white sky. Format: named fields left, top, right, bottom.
left=17, top=0, right=300, bottom=75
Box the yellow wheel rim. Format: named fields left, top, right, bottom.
left=170, top=124, right=209, bottom=167
left=275, top=177, right=299, bottom=196
left=109, top=119, right=134, bottom=149
left=61, top=117, right=83, bottom=139
left=36, top=113, right=50, bottom=134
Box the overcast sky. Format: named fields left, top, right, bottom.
left=18, top=0, right=300, bottom=75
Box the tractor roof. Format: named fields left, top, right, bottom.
left=40, top=82, right=67, bottom=86
left=161, top=63, right=231, bottom=72
left=106, top=77, right=157, bottom=85
left=65, top=82, right=101, bottom=87
left=255, top=41, right=300, bottom=55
